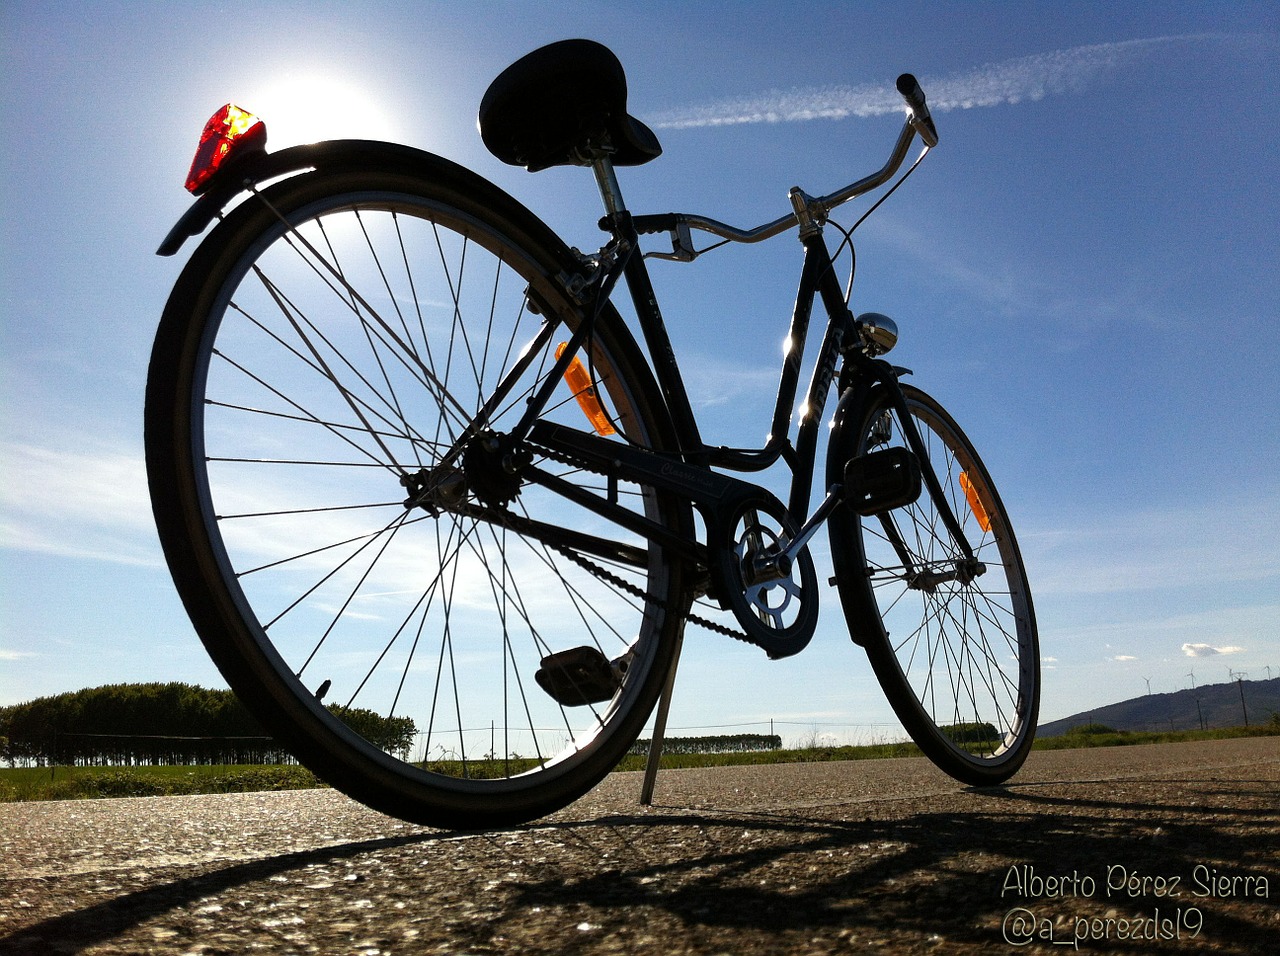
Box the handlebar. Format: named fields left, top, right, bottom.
left=634, top=73, right=938, bottom=254
left=896, top=73, right=938, bottom=147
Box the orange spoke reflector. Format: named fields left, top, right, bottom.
left=959, top=471, right=992, bottom=533
left=185, top=104, right=267, bottom=194
left=557, top=343, right=616, bottom=436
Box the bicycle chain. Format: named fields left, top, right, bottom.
left=524, top=438, right=756, bottom=646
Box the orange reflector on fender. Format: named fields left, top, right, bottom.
left=959, top=471, right=992, bottom=533
left=557, top=343, right=616, bottom=436
left=185, top=104, right=267, bottom=194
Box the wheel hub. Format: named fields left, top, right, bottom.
left=400, top=430, right=533, bottom=513
left=463, top=430, right=531, bottom=509
left=465, top=432, right=529, bottom=509
left=909, top=558, right=987, bottom=592
left=401, top=465, right=467, bottom=513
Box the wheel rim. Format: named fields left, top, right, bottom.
left=182, top=187, right=675, bottom=796
left=858, top=394, right=1036, bottom=767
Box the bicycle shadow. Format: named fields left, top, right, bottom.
left=495, top=777, right=1277, bottom=951
left=0, top=831, right=436, bottom=955
left=2, top=776, right=1274, bottom=954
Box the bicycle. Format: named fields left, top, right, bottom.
left=146, top=39, right=1038, bottom=829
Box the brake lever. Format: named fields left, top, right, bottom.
left=633, top=214, right=699, bottom=262
left=653, top=219, right=699, bottom=262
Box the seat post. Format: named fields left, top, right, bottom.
left=591, top=155, right=629, bottom=221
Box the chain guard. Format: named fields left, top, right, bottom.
left=522, top=423, right=821, bottom=657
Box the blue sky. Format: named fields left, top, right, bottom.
left=2, top=0, right=1278, bottom=744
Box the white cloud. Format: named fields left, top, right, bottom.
left=1113, top=655, right=1138, bottom=662
left=0, top=438, right=158, bottom=566
left=1182, top=643, right=1246, bottom=658
left=0, top=649, right=38, bottom=661
left=652, top=35, right=1235, bottom=130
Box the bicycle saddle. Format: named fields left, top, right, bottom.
left=479, top=38, right=662, bottom=172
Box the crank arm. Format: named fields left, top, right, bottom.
left=750, top=484, right=843, bottom=583
left=780, top=484, right=843, bottom=561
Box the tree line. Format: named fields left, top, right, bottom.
left=628, top=733, right=783, bottom=756
left=0, top=682, right=417, bottom=767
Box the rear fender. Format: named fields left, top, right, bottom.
left=158, top=140, right=482, bottom=256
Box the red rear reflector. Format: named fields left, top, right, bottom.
left=184, top=104, right=267, bottom=194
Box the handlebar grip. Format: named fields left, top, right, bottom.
left=631, top=213, right=679, bottom=235
left=896, top=73, right=939, bottom=147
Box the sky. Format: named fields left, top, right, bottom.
left=2, top=0, right=1278, bottom=747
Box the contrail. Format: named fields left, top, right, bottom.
left=651, top=35, right=1231, bottom=130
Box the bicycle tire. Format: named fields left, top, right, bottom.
left=145, top=157, right=689, bottom=828
left=828, top=383, right=1039, bottom=783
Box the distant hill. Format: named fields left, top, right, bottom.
left=1039, top=677, right=1280, bottom=737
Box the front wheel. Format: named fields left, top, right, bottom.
left=829, top=384, right=1039, bottom=784
left=145, top=158, right=688, bottom=828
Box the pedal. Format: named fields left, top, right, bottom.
left=535, top=646, right=622, bottom=706
left=844, top=446, right=922, bottom=516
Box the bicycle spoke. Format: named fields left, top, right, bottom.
left=153, top=172, right=682, bottom=827
left=849, top=388, right=1035, bottom=773
left=253, top=187, right=476, bottom=432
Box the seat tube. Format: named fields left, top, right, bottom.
left=621, top=247, right=704, bottom=455
left=591, top=156, right=704, bottom=456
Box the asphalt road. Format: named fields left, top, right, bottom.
left=1, top=737, right=1276, bottom=955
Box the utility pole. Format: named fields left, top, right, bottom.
left=1194, top=696, right=1205, bottom=732
left=1229, top=670, right=1249, bottom=727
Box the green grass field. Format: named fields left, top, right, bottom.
left=0, top=763, right=324, bottom=802
left=2, top=725, right=1274, bottom=803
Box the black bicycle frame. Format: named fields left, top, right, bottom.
left=495, top=204, right=978, bottom=581
left=607, top=216, right=844, bottom=504
left=614, top=212, right=961, bottom=541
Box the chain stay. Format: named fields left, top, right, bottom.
left=526, top=437, right=755, bottom=646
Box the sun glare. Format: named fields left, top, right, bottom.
left=245, top=73, right=401, bottom=147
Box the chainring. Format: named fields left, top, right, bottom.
left=711, top=494, right=819, bottom=659
left=521, top=434, right=819, bottom=656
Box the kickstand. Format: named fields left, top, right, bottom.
left=640, top=624, right=685, bottom=806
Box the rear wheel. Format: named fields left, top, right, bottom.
left=829, top=384, right=1038, bottom=783
left=146, top=160, right=687, bottom=827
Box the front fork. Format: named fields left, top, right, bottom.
left=830, top=358, right=979, bottom=579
